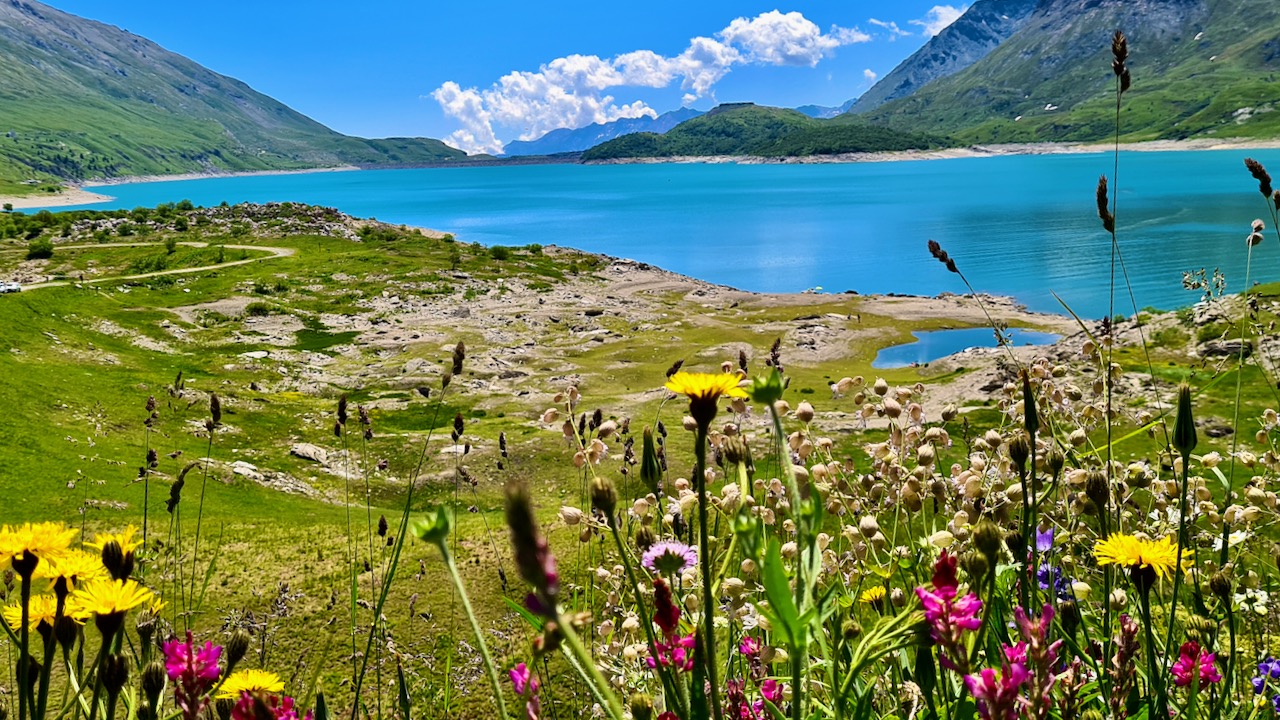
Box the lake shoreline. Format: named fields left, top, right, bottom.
left=7, top=136, right=1280, bottom=209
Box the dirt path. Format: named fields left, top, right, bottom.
left=16, top=241, right=295, bottom=290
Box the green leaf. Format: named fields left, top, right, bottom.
left=762, top=539, right=802, bottom=646
left=954, top=698, right=977, bottom=720
left=313, top=693, right=330, bottom=720
left=397, top=663, right=412, bottom=720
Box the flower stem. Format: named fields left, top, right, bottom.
left=693, top=422, right=725, bottom=720
left=434, top=538, right=510, bottom=720
left=608, top=523, right=685, bottom=718
left=556, top=614, right=626, bottom=720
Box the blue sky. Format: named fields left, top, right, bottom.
left=45, top=1, right=966, bottom=154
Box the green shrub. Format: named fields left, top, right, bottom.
left=25, top=238, right=53, bottom=260
left=245, top=302, right=272, bottom=317
left=489, top=246, right=511, bottom=261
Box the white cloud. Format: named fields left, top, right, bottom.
left=868, top=18, right=910, bottom=40
left=863, top=68, right=878, bottom=83
left=432, top=11, right=869, bottom=154
left=910, top=5, right=968, bottom=37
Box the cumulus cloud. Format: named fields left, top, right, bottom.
left=432, top=10, right=869, bottom=154
left=910, top=5, right=968, bottom=37
left=863, top=68, right=878, bottom=83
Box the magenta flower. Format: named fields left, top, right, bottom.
left=162, top=631, right=223, bottom=720
left=653, top=577, right=681, bottom=636
left=1014, top=605, right=1062, bottom=720
left=509, top=662, right=542, bottom=720
left=739, top=636, right=762, bottom=657
left=642, top=540, right=697, bottom=576
left=761, top=678, right=783, bottom=704
left=647, top=633, right=696, bottom=672
left=916, top=550, right=983, bottom=673
left=965, top=662, right=1031, bottom=720
left=1171, top=641, right=1222, bottom=690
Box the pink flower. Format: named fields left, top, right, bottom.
left=965, top=662, right=1031, bottom=720
left=761, top=679, right=783, bottom=704
left=653, top=578, right=681, bottom=636
left=162, top=631, right=223, bottom=720
left=916, top=551, right=983, bottom=673
left=739, top=636, right=762, bottom=657
left=1171, top=641, right=1222, bottom=690
left=509, top=662, right=541, bottom=720
left=647, top=633, right=696, bottom=672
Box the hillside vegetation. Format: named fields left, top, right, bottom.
left=581, top=104, right=943, bottom=160
left=0, top=1, right=466, bottom=194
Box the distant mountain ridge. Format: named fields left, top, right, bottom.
left=0, top=0, right=465, bottom=188
left=581, top=103, right=941, bottom=160
left=850, top=0, right=1280, bottom=142
left=502, top=108, right=703, bottom=156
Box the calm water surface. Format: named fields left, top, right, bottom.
left=42, top=149, right=1280, bottom=316
left=873, top=328, right=1062, bottom=369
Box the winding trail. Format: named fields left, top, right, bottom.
left=4, top=241, right=296, bottom=290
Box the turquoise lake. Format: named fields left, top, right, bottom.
left=40, top=148, right=1280, bottom=317
left=872, top=328, right=1063, bottom=369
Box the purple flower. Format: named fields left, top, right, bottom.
left=647, top=633, right=696, bottom=672
left=1035, top=527, right=1054, bottom=554
left=231, top=695, right=313, bottom=720
left=739, top=636, right=761, bottom=657
left=642, top=540, right=697, bottom=577
left=509, top=663, right=541, bottom=720
left=1171, top=641, right=1221, bottom=690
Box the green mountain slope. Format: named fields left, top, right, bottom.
left=0, top=0, right=465, bottom=190
left=853, top=0, right=1280, bottom=143
left=580, top=104, right=942, bottom=160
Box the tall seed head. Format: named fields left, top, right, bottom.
left=1096, top=176, right=1115, bottom=233
left=1173, top=383, right=1197, bottom=457
left=1246, top=158, right=1274, bottom=198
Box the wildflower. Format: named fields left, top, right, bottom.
left=916, top=550, right=982, bottom=673
left=1171, top=641, right=1221, bottom=690
left=1034, top=527, right=1054, bottom=554
left=1014, top=605, right=1061, bottom=720
left=964, top=661, right=1030, bottom=720
left=164, top=630, right=223, bottom=720
left=860, top=586, right=887, bottom=605
left=1109, top=615, right=1140, bottom=719
left=3, top=593, right=86, bottom=631
left=0, top=522, right=78, bottom=576
left=760, top=679, right=783, bottom=704
left=1234, top=588, right=1269, bottom=616
left=88, top=525, right=142, bottom=555
left=1036, top=564, right=1070, bottom=599
left=647, top=633, right=696, bottom=672
left=1093, top=533, right=1178, bottom=590
left=505, top=482, right=560, bottom=619
left=652, top=578, right=681, bottom=636
left=34, top=548, right=106, bottom=591
left=665, top=371, right=747, bottom=428
left=509, top=662, right=541, bottom=720
left=641, top=541, right=697, bottom=577
left=739, top=636, right=761, bottom=657
left=71, top=577, right=154, bottom=639
left=217, top=669, right=285, bottom=699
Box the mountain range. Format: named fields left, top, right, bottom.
left=8, top=0, right=1280, bottom=184
left=0, top=0, right=465, bottom=191
left=502, top=108, right=703, bottom=156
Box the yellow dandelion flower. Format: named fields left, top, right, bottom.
left=1094, top=533, right=1178, bottom=581
left=35, top=549, right=107, bottom=590
left=665, top=372, right=748, bottom=401
left=0, top=523, right=78, bottom=574
left=87, top=526, right=141, bottom=555
left=70, top=578, right=154, bottom=617
left=859, top=586, right=887, bottom=604
left=217, top=669, right=285, bottom=699
left=665, top=372, right=747, bottom=427
left=4, top=595, right=59, bottom=631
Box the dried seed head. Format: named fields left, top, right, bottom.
left=590, top=476, right=618, bottom=521
left=1119, top=67, right=1131, bottom=94
left=337, top=395, right=348, bottom=426
left=1096, top=176, right=1115, bottom=233
left=1249, top=232, right=1264, bottom=247
left=1173, top=384, right=1197, bottom=456
left=1246, top=158, right=1274, bottom=198
left=927, top=239, right=959, bottom=273
left=665, top=358, right=685, bottom=378
left=738, top=350, right=748, bottom=372
left=141, top=661, right=166, bottom=703
left=1111, top=30, right=1128, bottom=72
left=102, top=653, right=129, bottom=695
left=209, top=393, right=221, bottom=426
left=451, top=341, right=466, bottom=376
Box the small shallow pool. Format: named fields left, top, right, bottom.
left=873, top=327, right=1061, bottom=369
